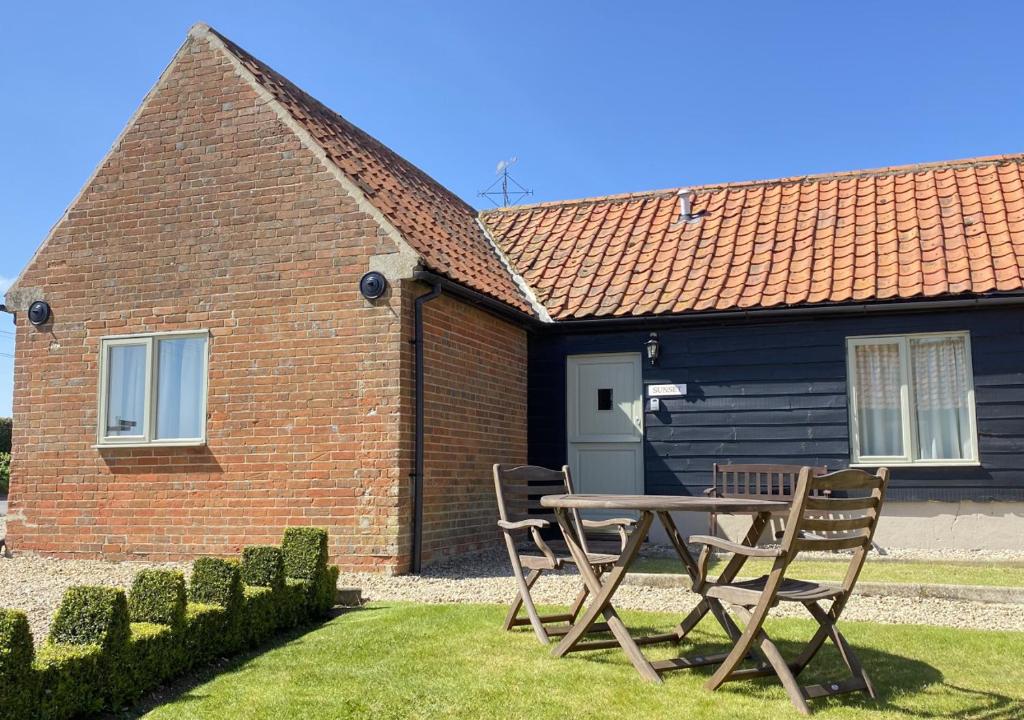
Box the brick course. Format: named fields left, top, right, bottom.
left=417, top=293, right=528, bottom=564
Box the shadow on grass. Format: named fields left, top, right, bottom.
left=108, top=606, right=376, bottom=719
left=910, top=684, right=1024, bottom=720
left=522, top=621, right=1024, bottom=719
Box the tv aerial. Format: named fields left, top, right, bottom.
left=478, top=157, right=533, bottom=207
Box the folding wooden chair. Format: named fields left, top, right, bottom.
left=493, top=463, right=636, bottom=644
left=687, top=467, right=890, bottom=715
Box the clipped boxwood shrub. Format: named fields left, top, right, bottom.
left=241, top=586, right=277, bottom=648
left=33, top=642, right=104, bottom=720
left=315, top=566, right=340, bottom=617
left=182, top=602, right=227, bottom=669
left=282, top=527, right=328, bottom=581
left=0, top=609, right=36, bottom=720
left=190, top=557, right=243, bottom=653
left=127, top=622, right=179, bottom=699
left=128, top=569, right=187, bottom=627
left=190, top=557, right=242, bottom=609
left=241, top=545, right=285, bottom=590
left=279, top=578, right=313, bottom=629
left=49, top=586, right=132, bottom=708
left=48, top=586, right=130, bottom=653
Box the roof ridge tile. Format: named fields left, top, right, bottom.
left=480, top=153, right=1024, bottom=215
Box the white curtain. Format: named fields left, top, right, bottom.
left=853, top=343, right=904, bottom=457
left=156, top=337, right=205, bottom=440
left=106, top=344, right=146, bottom=437
left=911, top=336, right=971, bottom=460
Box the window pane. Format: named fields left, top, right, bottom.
left=911, top=336, right=972, bottom=460
left=156, top=337, right=206, bottom=440
left=853, top=343, right=904, bottom=457
left=105, top=344, right=147, bottom=437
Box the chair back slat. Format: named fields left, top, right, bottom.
left=804, top=496, right=878, bottom=512
left=793, top=533, right=872, bottom=553
left=809, top=473, right=885, bottom=492
left=497, top=480, right=569, bottom=496
left=800, top=516, right=874, bottom=532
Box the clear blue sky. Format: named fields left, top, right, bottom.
left=2, top=0, right=1023, bottom=417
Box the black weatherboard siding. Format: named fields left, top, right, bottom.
left=528, top=306, right=1024, bottom=503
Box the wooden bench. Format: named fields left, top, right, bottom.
left=704, top=463, right=827, bottom=538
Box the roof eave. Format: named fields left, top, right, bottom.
left=537, top=292, right=1024, bottom=333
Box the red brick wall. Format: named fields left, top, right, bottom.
left=6, top=33, right=412, bottom=571
left=418, top=292, right=528, bottom=565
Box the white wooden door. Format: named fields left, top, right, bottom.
left=567, top=353, right=644, bottom=518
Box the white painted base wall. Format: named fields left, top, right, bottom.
left=648, top=501, right=1024, bottom=552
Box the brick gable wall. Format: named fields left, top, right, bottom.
left=417, top=292, right=528, bottom=565
left=6, top=34, right=415, bottom=570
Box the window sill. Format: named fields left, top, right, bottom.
left=93, top=440, right=207, bottom=449
left=849, top=460, right=981, bottom=469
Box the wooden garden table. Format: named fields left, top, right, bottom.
left=539, top=493, right=789, bottom=683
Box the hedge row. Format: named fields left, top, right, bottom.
left=1, top=417, right=11, bottom=494
left=0, top=417, right=11, bottom=454
left=0, top=451, right=10, bottom=496
left=0, top=527, right=339, bottom=720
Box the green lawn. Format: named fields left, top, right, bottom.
left=632, top=557, right=1024, bottom=587
left=138, top=603, right=1024, bottom=719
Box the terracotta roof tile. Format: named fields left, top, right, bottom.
left=210, top=29, right=534, bottom=315
left=481, top=154, right=1024, bottom=320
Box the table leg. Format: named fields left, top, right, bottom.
left=551, top=508, right=662, bottom=683
left=666, top=511, right=771, bottom=643
left=713, top=511, right=771, bottom=583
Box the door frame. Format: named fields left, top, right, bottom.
left=566, top=352, right=645, bottom=497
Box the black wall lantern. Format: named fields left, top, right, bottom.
left=645, top=332, right=660, bottom=366
left=28, top=300, right=51, bottom=327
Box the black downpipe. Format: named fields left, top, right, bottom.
left=411, top=282, right=443, bottom=573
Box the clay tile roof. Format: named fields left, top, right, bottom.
left=210, top=29, right=534, bottom=315
left=481, top=155, right=1024, bottom=320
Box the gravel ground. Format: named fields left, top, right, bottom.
left=338, top=548, right=1024, bottom=633
left=0, top=556, right=188, bottom=641
left=2, top=546, right=1023, bottom=642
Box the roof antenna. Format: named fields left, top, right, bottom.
left=677, top=189, right=708, bottom=223
left=478, top=157, right=533, bottom=207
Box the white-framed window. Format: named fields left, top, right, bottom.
left=97, top=331, right=209, bottom=447
left=846, top=331, right=978, bottom=466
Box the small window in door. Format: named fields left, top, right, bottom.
left=597, top=388, right=613, bottom=411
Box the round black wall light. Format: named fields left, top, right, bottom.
left=28, top=300, right=51, bottom=327
left=359, top=271, right=388, bottom=300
